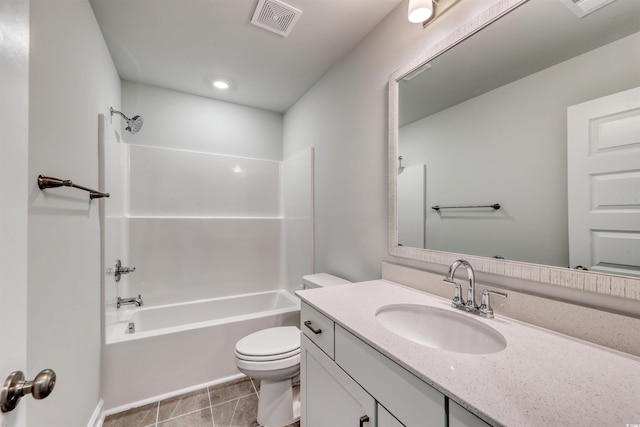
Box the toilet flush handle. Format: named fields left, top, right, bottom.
left=303, top=320, right=322, bottom=334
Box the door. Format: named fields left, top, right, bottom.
left=398, top=164, right=426, bottom=248
left=301, top=335, right=375, bottom=427
left=0, top=0, right=30, bottom=426
left=568, top=87, right=640, bottom=276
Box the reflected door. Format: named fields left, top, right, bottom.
left=568, top=87, right=640, bottom=277
left=397, top=164, right=426, bottom=248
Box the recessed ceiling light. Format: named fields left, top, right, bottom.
left=212, top=80, right=229, bottom=90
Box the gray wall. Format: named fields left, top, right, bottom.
left=121, top=81, right=283, bottom=161
left=283, top=0, right=502, bottom=281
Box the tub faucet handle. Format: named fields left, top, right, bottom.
left=114, top=259, right=136, bottom=283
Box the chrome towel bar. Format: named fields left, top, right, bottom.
left=37, top=175, right=109, bottom=200
left=432, top=203, right=500, bottom=211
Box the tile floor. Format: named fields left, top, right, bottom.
left=103, top=377, right=300, bottom=427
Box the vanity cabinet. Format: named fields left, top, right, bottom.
left=301, top=302, right=486, bottom=427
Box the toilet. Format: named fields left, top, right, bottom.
left=234, top=273, right=351, bottom=427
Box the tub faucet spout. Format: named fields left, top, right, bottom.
left=117, top=294, right=143, bottom=309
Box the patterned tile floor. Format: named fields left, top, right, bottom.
left=103, top=377, right=300, bottom=427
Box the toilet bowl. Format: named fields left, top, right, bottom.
left=234, top=273, right=350, bottom=427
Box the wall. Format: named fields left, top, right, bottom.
left=111, top=83, right=287, bottom=308
left=283, top=0, right=639, bottom=315
left=399, top=33, right=640, bottom=267
left=283, top=0, right=506, bottom=281
left=121, top=81, right=283, bottom=160
left=124, top=146, right=283, bottom=307
left=106, top=82, right=312, bottom=310
left=27, top=0, right=120, bottom=426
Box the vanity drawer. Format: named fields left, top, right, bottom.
left=301, top=302, right=335, bottom=358
left=335, top=325, right=445, bottom=427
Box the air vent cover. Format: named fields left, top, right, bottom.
left=251, top=0, right=302, bottom=37
left=558, top=0, right=617, bottom=17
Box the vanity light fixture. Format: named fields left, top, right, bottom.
left=408, top=0, right=433, bottom=23
left=409, top=0, right=461, bottom=27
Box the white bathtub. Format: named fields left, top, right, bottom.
left=102, top=290, right=300, bottom=412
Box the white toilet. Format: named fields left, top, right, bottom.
left=234, top=273, right=351, bottom=427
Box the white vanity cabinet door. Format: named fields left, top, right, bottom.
left=449, top=401, right=491, bottom=427
left=379, top=404, right=405, bottom=427
left=301, top=334, right=376, bottom=427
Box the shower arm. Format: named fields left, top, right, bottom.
left=110, top=107, right=129, bottom=121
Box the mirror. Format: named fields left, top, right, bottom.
left=389, top=0, right=640, bottom=297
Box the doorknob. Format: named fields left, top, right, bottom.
left=1, top=369, right=56, bottom=412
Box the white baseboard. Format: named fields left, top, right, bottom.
left=103, top=373, right=245, bottom=417
left=87, top=399, right=104, bottom=427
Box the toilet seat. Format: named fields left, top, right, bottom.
left=235, top=326, right=300, bottom=359
left=235, top=347, right=300, bottom=362
left=235, top=352, right=301, bottom=373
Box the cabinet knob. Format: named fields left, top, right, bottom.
left=359, top=415, right=370, bottom=427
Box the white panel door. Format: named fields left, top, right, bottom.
left=568, top=87, right=640, bottom=276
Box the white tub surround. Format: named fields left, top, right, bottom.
left=297, top=281, right=640, bottom=426
left=102, top=290, right=300, bottom=411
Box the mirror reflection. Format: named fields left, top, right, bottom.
left=396, top=0, right=640, bottom=277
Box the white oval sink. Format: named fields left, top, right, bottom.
left=375, top=304, right=506, bottom=354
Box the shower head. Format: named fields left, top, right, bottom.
left=110, top=107, right=144, bottom=134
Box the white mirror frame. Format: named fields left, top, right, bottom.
left=388, top=0, right=640, bottom=302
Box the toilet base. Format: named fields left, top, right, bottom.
left=256, top=379, right=300, bottom=427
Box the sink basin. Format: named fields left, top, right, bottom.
left=375, top=304, right=506, bottom=354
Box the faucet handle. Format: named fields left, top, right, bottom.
left=442, top=279, right=464, bottom=309
left=479, top=289, right=507, bottom=318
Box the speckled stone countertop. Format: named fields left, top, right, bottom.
left=297, top=280, right=640, bottom=427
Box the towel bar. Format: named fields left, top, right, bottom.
left=37, top=175, right=109, bottom=200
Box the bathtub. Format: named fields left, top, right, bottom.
left=102, top=290, right=300, bottom=412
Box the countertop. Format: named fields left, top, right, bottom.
left=297, top=280, right=640, bottom=427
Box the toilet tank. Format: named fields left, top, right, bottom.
left=302, top=273, right=351, bottom=289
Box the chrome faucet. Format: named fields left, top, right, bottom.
left=443, top=259, right=507, bottom=318
left=114, top=259, right=136, bottom=283
left=117, top=294, right=143, bottom=309
left=444, top=259, right=477, bottom=312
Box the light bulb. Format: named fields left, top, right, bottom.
left=212, top=80, right=229, bottom=90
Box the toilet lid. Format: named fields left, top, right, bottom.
left=235, top=326, right=300, bottom=357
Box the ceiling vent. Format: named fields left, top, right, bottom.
left=251, top=0, right=302, bottom=37
left=558, top=0, right=617, bottom=17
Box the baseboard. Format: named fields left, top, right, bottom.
left=103, top=373, right=245, bottom=417
left=87, top=399, right=104, bottom=427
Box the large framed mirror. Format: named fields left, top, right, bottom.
left=389, top=0, right=640, bottom=300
